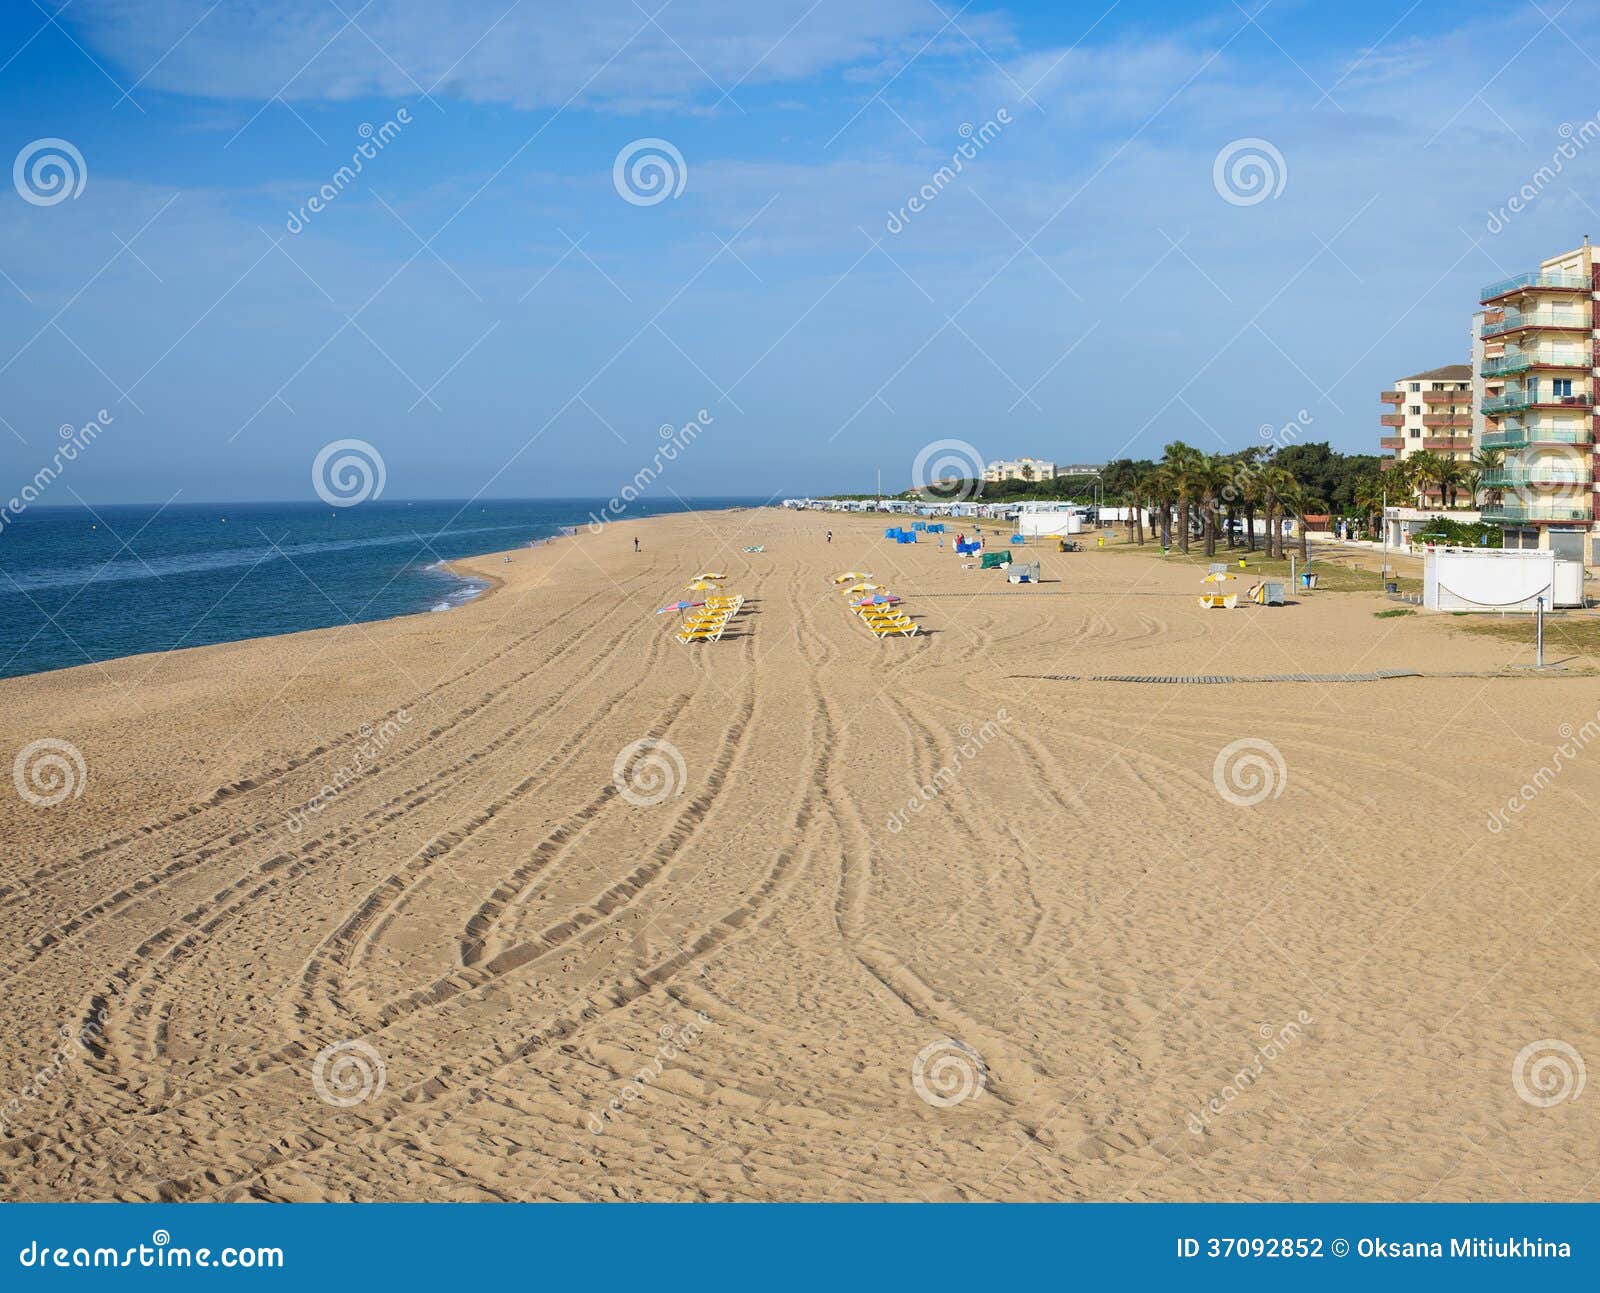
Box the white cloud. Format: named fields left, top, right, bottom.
left=71, top=0, right=1009, bottom=110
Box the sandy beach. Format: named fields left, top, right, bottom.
left=2, top=505, right=1596, bottom=1202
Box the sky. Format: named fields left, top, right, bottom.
left=3, top=0, right=1600, bottom=503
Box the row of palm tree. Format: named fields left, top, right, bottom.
left=1387, top=450, right=1490, bottom=510
left=1113, top=442, right=1323, bottom=561
left=1344, top=448, right=1504, bottom=536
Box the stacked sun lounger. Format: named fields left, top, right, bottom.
left=835, top=575, right=918, bottom=638
left=676, top=592, right=743, bottom=643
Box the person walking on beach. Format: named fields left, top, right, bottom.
left=633, top=537, right=640, bottom=553
left=826, top=530, right=832, bottom=543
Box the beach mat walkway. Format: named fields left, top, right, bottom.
left=1014, top=668, right=1590, bottom=684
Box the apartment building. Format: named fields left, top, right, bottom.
left=1379, top=363, right=1475, bottom=506
left=1478, top=242, right=1596, bottom=564
left=983, top=457, right=1057, bottom=484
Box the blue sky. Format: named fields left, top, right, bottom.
left=3, top=0, right=1600, bottom=503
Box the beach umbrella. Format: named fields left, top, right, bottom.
left=832, top=571, right=871, bottom=583
left=657, top=600, right=705, bottom=613
left=686, top=579, right=717, bottom=591
left=845, top=582, right=882, bottom=594
left=694, top=571, right=728, bottom=580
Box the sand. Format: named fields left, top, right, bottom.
left=2, top=506, right=1597, bottom=1202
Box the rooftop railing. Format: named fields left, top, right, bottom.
left=1480, top=271, right=1589, bottom=301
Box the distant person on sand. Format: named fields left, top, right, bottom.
left=826, top=531, right=832, bottom=543
left=633, top=537, right=640, bottom=553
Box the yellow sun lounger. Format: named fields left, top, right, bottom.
left=866, top=619, right=918, bottom=637
left=1197, top=593, right=1238, bottom=609
left=677, top=612, right=734, bottom=642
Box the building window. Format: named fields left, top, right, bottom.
left=1410, top=383, right=1420, bottom=391
left=1409, top=405, right=1421, bottom=414
left=1410, top=429, right=1420, bottom=438
left=1553, top=378, right=1573, bottom=398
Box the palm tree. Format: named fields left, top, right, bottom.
left=1260, top=464, right=1298, bottom=560
left=1145, top=464, right=1176, bottom=548
left=1439, top=457, right=1466, bottom=510
left=1187, top=453, right=1230, bottom=557
left=1352, top=475, right=1386, bottom=539
left=1406, top=451, right=1448, bottom=511
left=1239, top=462, right=1269, bottom=552
left=1162, top=441, right=1201, bottom=554
left=1274, top=473, right=1325, bottom=562
left=1471, top=447, right=1504, bottom=510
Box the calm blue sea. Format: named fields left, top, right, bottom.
left=0, top=498, right=762, bottom=681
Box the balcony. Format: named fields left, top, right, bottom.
left=1480, top=469, right=1588, bottom=487
left=1421, top=414, right=1470, bottom=428
left=1380, top=436, right=1404, bottom=450
left=1422, top=388, right=1471, bottom=404
left=1482, top=309, right=1591, bottom=337
left=1421, top=437, right=1469, bottom=451
left=1379, top=413, right=1404, bottom=426
left=1481, top=391, right=1591, bottom=415
left=1380, top=390, right=1402, bottom=403
left=1481, top=501, right=1592, bottom=524
left=1480, top=271, right=1590, bottom=303
left=1482, top=425, right=1593, bottom=449
left=1480, top=349, right=1590, bottom=377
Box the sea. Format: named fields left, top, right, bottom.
left=0, top=498, right=764, bottom=681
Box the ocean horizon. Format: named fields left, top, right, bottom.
left=0, top=497, right=766, bottom=681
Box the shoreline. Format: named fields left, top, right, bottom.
left=0, top=505, right=754, bottom=688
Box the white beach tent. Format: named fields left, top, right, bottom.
left=1422, top=548, right=1581, bottom=611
